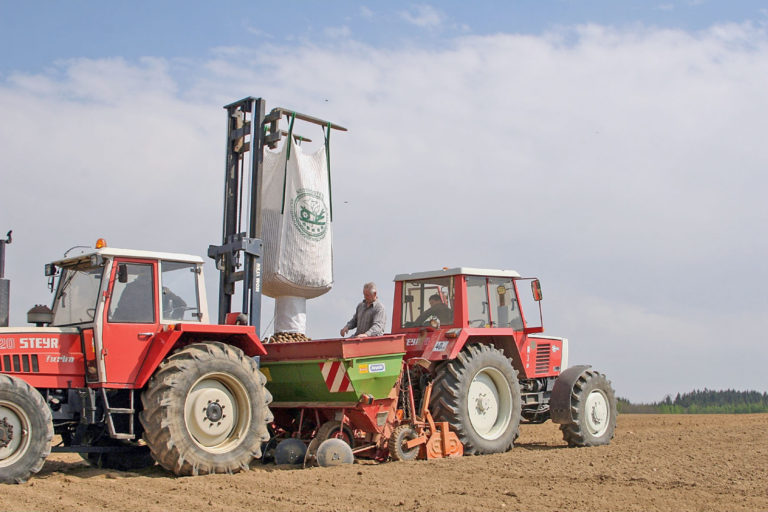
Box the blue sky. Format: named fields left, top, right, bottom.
left=1, top=2, right=767, bottom=402
left=2, top=1, right=767, bottom=74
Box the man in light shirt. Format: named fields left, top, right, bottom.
left=340, top=282, right=386, bottom=338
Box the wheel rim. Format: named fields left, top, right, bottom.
left=584, top=389, right=610, bottom=437
left=183, top=372, right=251, bottom=453
left=467, top=366, right=513, bottom=440
left=0, top=400, right=32, bottom=468
left=396, top=427, right=418, bottom=457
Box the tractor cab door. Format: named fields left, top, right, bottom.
left=464, top=276, right=524, bottom=330
left=96, top=259, right=160, bottom=387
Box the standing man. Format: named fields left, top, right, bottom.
left=340, top=282, right=386, bottom=338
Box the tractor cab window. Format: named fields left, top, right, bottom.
left=160, top=261, right=201, bottom=321
left=466, top=276, right=490, bottom=327
left=401, top=277, right=454, bottom=328
left=51, top=264, right=104, bottom=326
left=489, top=277, right=523, bottom=329
left=108, top=263, right=155, bottom=324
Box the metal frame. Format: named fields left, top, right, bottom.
left=0, top=230, right=11, bottom=327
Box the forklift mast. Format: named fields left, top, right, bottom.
left=208, top=98, right=345, bottom=334
left=208, top=98, right=266, bottom=330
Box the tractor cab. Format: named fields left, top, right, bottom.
left=48, top=245, right=209, bottom=328
left=391, top=268, right=561, bottom=379
left=44, top=241, right=210, bottom=386
left=392, top=268, right=543, bottom=333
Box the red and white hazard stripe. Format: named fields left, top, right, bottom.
left=319, top=361, right=354, bottom=393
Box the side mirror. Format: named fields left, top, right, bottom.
left=117, top=264, right=128, bottom=283
left=44, top=263, right=57, bottom=277
left=531, top=280, right=543, bottom=301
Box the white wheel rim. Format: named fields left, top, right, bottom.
left=0, top=401, right=31, bottom=468
left=184, top=373, right=251, bottom=453
left=584, top=389, right=610, bottom=437
left=467, top=366, right=513, bottom=440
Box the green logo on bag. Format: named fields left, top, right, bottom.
left=291, top=189, right=328, bottom=240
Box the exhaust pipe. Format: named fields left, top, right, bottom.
left=0, top=230, right=11, bottom=327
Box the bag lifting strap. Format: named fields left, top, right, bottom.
left=324, top=121, right=333, bottom=222
left=280, top=112, right=296, bottom=214
left=279, top=114, right=333, bottom=221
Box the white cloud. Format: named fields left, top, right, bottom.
left=399, top=4, right=445, bottom=28
left=324, top=25, right=351, bottom=39
left=359, top=6, right=374, bottom=19
left=244, top=25, right=272, bottom=38
left=2, top=23, right=768, bottom=401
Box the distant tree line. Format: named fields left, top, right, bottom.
left=617, top=389, right=768, bottom=414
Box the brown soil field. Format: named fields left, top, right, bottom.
left=3, top=414, right=767, bottom=512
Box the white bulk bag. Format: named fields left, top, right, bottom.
left=260, top=124, right=333, bottom=299
left=274, top=296, right=307, bottom=333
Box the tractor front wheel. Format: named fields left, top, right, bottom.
left=0, top=374, right=53, bottom=484
left=559, top=370, right=617, bottom=447
left=140, top=342, right=273, bottom=476
left=429, top=344, right=521, bottom=455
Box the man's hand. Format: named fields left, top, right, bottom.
left=356, top=333, right=368, bottom=338
left=340, top=326, right=349, bottom=337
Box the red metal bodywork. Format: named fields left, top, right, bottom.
left=0, top=330, right=86, bottom=388
left=0, top=323, right=265, bottom=390
left=260, top=335, right=405, bottom=362
left=131, top=323, right=266, bottom=389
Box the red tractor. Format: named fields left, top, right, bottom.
left=390, top=267, right=617, bottom=455
left=0, top=242, right=272, bottom=483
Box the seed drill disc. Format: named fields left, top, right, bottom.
left=274, top=438, right=307, bottom=465
left=315, top=438, right=354, bottom=467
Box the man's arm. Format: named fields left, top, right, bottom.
left=340, top=304, right=359, bottom=337
left=413, top=307, right=433, bottom=326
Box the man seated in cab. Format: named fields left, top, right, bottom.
left=412, top=294, right=452, bottom=326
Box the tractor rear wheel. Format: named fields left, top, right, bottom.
left=559, top=370, right=617, bottom=447
left=140, top=342, right=273, bottom=476
left=0, top=374, right=53, bottom=484
left=429, top=344, right=521, bottom=455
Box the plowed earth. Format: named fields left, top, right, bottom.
left=3, top=414, right=767, bottom=512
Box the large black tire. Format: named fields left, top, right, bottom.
left=430, top=344, right=522, bottom=455
left=140, top=342, right=273, bottom=476
left=0, top=374, right=53, bottom=484
left=388, top=425, right=420, bottom=462
left=559, top=370, right=617, bottom=447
